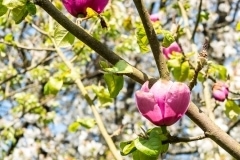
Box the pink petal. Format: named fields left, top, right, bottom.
left=62, top=0, right=108, bottom=17
left=163, top=82, right=190, bottom=125
left=135, top=91, right=164, bottom=125
left=162, top=42, right=182, bottom=59
left=150, top=13, right=159, bottom=22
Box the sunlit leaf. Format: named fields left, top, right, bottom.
left=2, top=0, right=26, bottom=9
left=225, top=100, right=240, bottom=120
left=44, top=77, right=63, bottom=95
left=78, top=118, right=96, bottom=129
left=0, top=2, right=7, bottom=17
left=132, top=150, right=157, bottom=160
left=134, top=128, right=162, bottom=157
left=120, top=141, right=136, bottom=156
left=236, top=21, right=240, bottom=31
left=104, top=73, right=124, bottom=98
left=68, top=122, right=81, bottom=132
left=53, top=23, right=75, bottom=47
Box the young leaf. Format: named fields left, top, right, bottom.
left=11, top=6, right=28, bottom=24
left=136, top=23, right=150, bottom=53
left=104, top=73, right=124, bottom=98
left=120, top=141, right=136, bottom=156
left=68, top=122, right=81, bottom=132
left=0, top=2, right=7, bottom=17
left=225, top=100, right=240, bottom=120
left=134, top=129, right=162, bottom=157
left=114, top=60, right=133, bottom=74
left=53, top=23, right=75, bottom=47
left=132, top=150, right=157, bottom=160
left=26, top=2, right=36, bottom=16
left=78, top=118, right=96, bottom=129
left=160, top=30, right=175, bottom=47
left=44, top=77, right=63, bottom=95
left=236, top=21, right=240, bottom=31
left=2, top=0, right=26, bottom=9
left=179, top=61, right=190, bottom=82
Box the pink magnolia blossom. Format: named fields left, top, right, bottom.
left=212, top=82, right=229, bottom=102
left=150, top=13, right=160, bottom=22
left=162, top=42, right=182, bottom=59
left=62, top=0, right=109, bottom=17
left=135, top=80, right=190, bottom=126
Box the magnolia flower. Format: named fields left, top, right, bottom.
left=135, top=80, right=190, bottom=126
left=162, top=42, right=182, bottom=59
left=62, top=0, right=109, bottom=17
left=212, top=82, right=229, bottom=101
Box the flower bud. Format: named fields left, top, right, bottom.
left=135, top=80, right=190, bottom=126
left=212, top=82, right=229, bottom=101
left=162, top=42, right=182, bottom=59
left=62, top=0, right=109, bottom=17
left=150, top=13, right=160, bottom=22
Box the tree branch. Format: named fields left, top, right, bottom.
left=34, top=0, right=150, bottom=84
left=133, top=0, right=169, bottom=80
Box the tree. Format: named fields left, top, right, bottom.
left=0, top=0, right=240, bottom=159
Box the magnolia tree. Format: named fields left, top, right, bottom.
left=0, top=0, right=240, bottom=159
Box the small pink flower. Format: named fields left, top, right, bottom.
left=212, top=82, right=229, bottom=102
left=62, top=0, right=109, bottom=17
left=135, top=80, right=190, bottom=126
left=150, top=13, right=159, bottom=22
left=162, top=42, right=182, bottom=59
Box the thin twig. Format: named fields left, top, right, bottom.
left=133, top=0, right=169, bottom=80
left=0, top=55, right=56, bottom=85
left=50, top=37, right=122, bottom=160
left=0, top=40, right=56, bottom=51
left=164, top=134, right=206, bottom=144
left=191, top=0, right=203, bottom=41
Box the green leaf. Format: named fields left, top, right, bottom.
left=44, top=77, right=63, bottom=95
left=11, top=6, right=28, bottom=24
left=68, top=122, right=81, bottom=132
left=200, top=11, right=209, bottom=22
left=120, top=141, right=136, bottom=156
left=160, top=30, right=175, bottom=47
left=236, top=21, right=240, bottom=31
left=104, top=73, right=124, bottom=98
left=78, top=118, right=96, bottom=129
left=225, top=100, right=240, bottom=120
left=102, top=60, right=133, bottom=74
left=91, top=85, right=113, bottom=107
left=134, top=128, right=162, bottom=157
left=0, top=2, right=7, bottom=17
left=136, top=23, right=150, bottom=53
left=167, top=59, right=181, bottom=68
left=4, top=33, right=13, bottom=42
left=197, top=72, right=205, bottom=82
left=2, top=0, right=26, bottom=9
left=178, top=61, right=190, bottom=82
left=114, top=60, right=133, bottom=74
left=209, top=64, right=228, bottom=81
left=26, top=2, right=36, bottom=16
left=188, top=69, right=195, bottom=80
left=53, top=23, right=75, bottom=47
left=99, top=61, right=109, bottom=69
left=132, top=150, right=157, bottom=160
